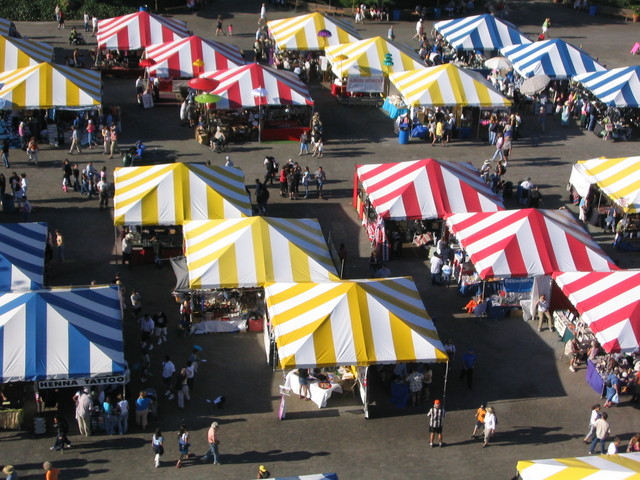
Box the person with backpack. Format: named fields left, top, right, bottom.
left=255, top=178, right=269, bottom=215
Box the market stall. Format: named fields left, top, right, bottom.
left=517, top=452, right=640, bottom=480
left=0, top=62, right=101, bottom=109
left=144, top=35, right=244, bottom=79
left=198, top=63, right=314, bottom=141
left=434, top=14, right=531, bottom=54
left=500, top=39, right=606, bottom=79
left=354, top=159, right=504, bottom=258
left=267, top=12, right=360, bottom=51
left=0, top=35, right=53, bottom=71
left=0, top=222, right=47, bottom=291
left=264, top=278, right=447, bottom=413
left=324, top=36, right=423, bottom=102
left=574, top=66, right=640, bottom=108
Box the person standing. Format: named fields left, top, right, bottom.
left=471, top=404, right=487, bottom=438
left=482, top=407, right=496, bottom=447
left=175, top=368, right=190, bottom=409
left=18, top=121, right=27, bottom=151
left=430, top=253, right=443, bottom=285
left=315, top=166, right=326, bottom=199
left=75, top=387, right=92, bottom=436
left=98, top=176, right=109, bottom=210
left=91, top=15, right=98, bottom=37
left=589, top=412, right=610, bottom=454
left=534, top=294, right=553, bottom=332
left=255, top=178, right=269, bottom=215
left=153, top=311, right=168, bottom=345
left=406, top=367, right=424, bottom=407
left=55, top=230, right=64, bottom=261
left=109, top=126, right=120, bottom=159
left=135, top=390, right=151, bottom=430
left=201, top=422, right=221, bottom=465
left=301, top=166, right=311, bottom=198
left=607, top=437, right=621, bottom=454
left=117, top=394, right=129, bottom=434
left=215, top=15, right=223, bottom=36
left=176, top=425, right=190, bottom=468
left=387, top=25, right=395, bottom=41
left=1, top=139, right=9, bottom=168
left=42, top=462, right=60, bottom=480
left=427, top=399, right=445, bottom=447
left=152, top=429, right=164, bottom=468
left=130, top=289, right=142, bottom=317
left=86, top=120, right=97, bottom=148
left=298, top=368, right=310, bottom=400
left=2, top=465, right=17, bottom=480
left=460, top=348, right=476, bottom=389
left=103, top=396, right=115, bottom=435
left=83, top=12, right=90, bottom=32
left=162, top=356, right=176, bottom=398
left=257, top=465, right=271, bottom=478
left=299, top=131, right=309, bottom=155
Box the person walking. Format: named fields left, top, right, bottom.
left=315, top=166, right=326, bottom=199
left=482, top=407, right=497, bottom=447
left=91, top=15, right=98, bottom=37
left=75, top=387, right=92, bottom=436
left=1, top=139, right=9, bottom=168
left=176, top=425, right=190, bottom=468
left=109, top=126, right=120, bottom=159
left=589, top=412, right=610, bottom=455
left=215, top=15, right=224, bottom=36
left=152, top=429, right=164, bottom=468
left=427, top=399, right=445, bottom=447
left=135, top=390, right=151, bottom=430
left=541, top=17, right=551, bottom=38
left=162, top=356, right=176, bottom=398
left=50, top=416, right=71, bottom=451
left=299, top=131, right=309, bottom=155
left=491, top=133, right=504, bottom=162
left=68, top=126, right=81, bottom=154
left=471, top=404, right=487, bottom=438
left=460, top=348, right=476, bottom=389
left=117, top=394, right=129, bottom=434
left=201, top=421, right=221, bottom=465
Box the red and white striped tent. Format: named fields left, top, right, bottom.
left=445, top=209, right=617, bottom=278
left=97, top=11, right=189, bottom=50
left=356, top=159, right=504, bottom=221
left=144, top=35, right=244, bottom=78
left=200, top=63, right=314, bottom=109
left=553, top=271, right=640, bottom=353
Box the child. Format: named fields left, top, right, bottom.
left=227, top=23, right=233, bottom=36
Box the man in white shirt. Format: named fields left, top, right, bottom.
left=430, top=254, right=444, bottom=285
left=162, top=355, right=176, bottom=398
left=140, top=314, right=155, bottom=351
left=534, top=294, right=553, bottom=332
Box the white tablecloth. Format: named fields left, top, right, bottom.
left=284, top=371, right=343, bottom=408
left=192, top=319, right=247, bottom=334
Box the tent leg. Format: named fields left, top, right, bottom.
left=442, top=361, right=449, bottom=408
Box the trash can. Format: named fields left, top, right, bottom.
left=589, top=4, right=598, bottom=15
left=398, top=128, right=409, bottom=144
left=392, top=9, right=401, bottom=21
left=433, top=7, right=442, bottom=19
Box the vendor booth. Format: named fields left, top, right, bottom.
left=0, top=222, right=47, bottom=291
left=354, top=159, right=504, bottom=258
left=500, top=39, right=605, bottom=79
left=267, top=12, right=360, bottom=51
left=0, top=35, right=53, bottom=71
left=0, top=62, right=101, bottom=109
left=434, top=14, right=531, bottom=53
left=324, top=36, right=423, bottom=102
left=574, top=66, right=640, bottom=108
left=144, top=35, right=244, bottom=79
left=199, top=63, right=314, bottom=141
left=517, top=452, right=640, bottom=480
left=264, top=278, right=447, bottom=414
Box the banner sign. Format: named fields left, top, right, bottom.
left=38, top=375, right=129, bottom=389
left=347, top=75, right=384, bottom=93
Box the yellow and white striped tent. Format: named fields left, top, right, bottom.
left=517, top=452, right=640, bottom=480
left=0, top=62, right=101, bottom=109
left=183, top=217, right=339, bottom=289
left=0, top=36, right=53, bottom=72
left=113, top=163, right=252, bottom=226
left=265, top=279, right=448, bottom=369
left=267, top=12, right=360, bottom=51
left=570, top=156, right=640, bottom=214
left=325, top=36, right=424, bottom=78
left=389, top=64, right=512, bottom=107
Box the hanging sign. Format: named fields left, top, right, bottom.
left=347, top=75, right=384, bottom=93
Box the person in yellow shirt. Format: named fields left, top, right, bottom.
left=471, top=403, right=487, bottom=438
left=432, top=120, right=444, bottom=146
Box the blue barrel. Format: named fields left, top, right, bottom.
left=139, top=5, right=149, bottom=12
left=433, top=7, right=442, bottom=19
left=589, top=4, right=598, bottom=15
left=392, top=9, right=401, bottom=21
left=398, top=129, right=409, bottom=144
left=459, top=126, right=472, bottom=139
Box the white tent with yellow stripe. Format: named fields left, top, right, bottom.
left=325, top=36, right=424, bottom=78
left=517, top=452, right=640, bottom=480
left=113, top=163, right=251, bottom=226
left=265, top=279, right=447, bottom=369
left=389, top=64, right=512, bottom=107
left=570, top=156, right=640, bottom=214
left=267, top=12, right=360, bottom=51
left=183, top=217, right=338, bottom=289
left=0, top=36, right=53, bottom=72
left=0, top=62, right=101, bottom=110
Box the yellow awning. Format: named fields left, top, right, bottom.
left=265, top=279, right=448, bottom=369
left=0, top=36, right=53, bottom=71
left=389, top=64, right=512, bottom=107
left=267, top=12, right=360, bottom=51
left=183, top=218, right=339, bottom=289
left=325, top=36, right=424, bottom=77
left=517, top=453, right=640, bottom=480
left=113, top=163, right=252, bottom=226
left=0, top=62, right=101, bottom=109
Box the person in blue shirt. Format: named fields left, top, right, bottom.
left=135, top=390, right=152, bottom=430
left=460, top=348, right=476, bottom=389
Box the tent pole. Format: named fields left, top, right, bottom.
left=442, top=361, right=449, bottom=408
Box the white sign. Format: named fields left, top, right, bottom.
left=38, top=375, right=129, bottom=389
left=347, top=75, right=384, bottom=93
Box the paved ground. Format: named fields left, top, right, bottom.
left=1, top=1, right=640, bottom=479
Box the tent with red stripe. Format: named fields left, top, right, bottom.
left=200, top=63, right=314, bottom=109
left=144, top=35, right=244, bottom=78
left=356, top=159, right=504, bottom=221
left=445, top=209, right=617, bottom=278
left=97, top=11, right=189, bottom=50
left=553, top=271, right=640, bottom=353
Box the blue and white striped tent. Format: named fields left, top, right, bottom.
left=574, top=66, right=640, bottom=107
left=434, top=14, right=531, bottom=52
left=500, top=39, right=605, bottom=79
left=0, top=286, right=125, bottom=382
left=0, top=222, right=47, bottom=291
